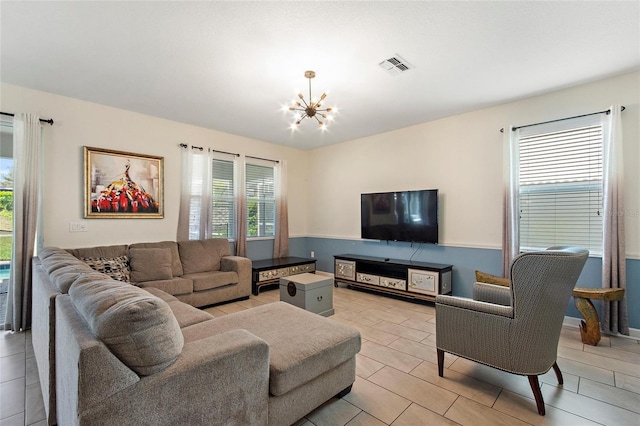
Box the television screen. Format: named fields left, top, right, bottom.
left=361, top=189, right=438, bottom=244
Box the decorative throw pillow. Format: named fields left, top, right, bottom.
left=128, top=248, right=173, bottom=283
left=82, top=256, right=131, bottom=283
left=475, top=270, right=511, bottom=287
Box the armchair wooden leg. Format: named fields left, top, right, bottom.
left=552, top=362, right=563, bottom=385
left=437, top=349, right=444, bottom=377
left=527, top=375, right=546, bottom=416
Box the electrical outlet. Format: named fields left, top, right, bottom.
left=69, top=222, right=88, bottom=232
left=310, top=251, right=315, bottom=258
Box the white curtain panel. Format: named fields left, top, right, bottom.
left=234, top=155, right=247, bottom=257
left=4, top=113, right=42, bottom=331
left=176, top=146, right=193, bottom=241
left=176, top=147, right=213, bottom=241
left=273, top=160, right=289, bottom=258
left=502, top=126, right=520, bottom=278
left=601, top=105, right=628, bottom=335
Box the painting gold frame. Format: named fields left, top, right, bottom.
left=84, top=146, right=164, bottom=218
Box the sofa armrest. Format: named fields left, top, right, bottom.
left=31, top=257, right=60, bottom=425
left=473, top=282, right=512, bottom=306
left=435, top=296, right=515, bottom=369
left=221, top=255, right=251, bottom=291
left=72, top=327, right=270, bottom=425
left=58, top=308, right=269, bottom=424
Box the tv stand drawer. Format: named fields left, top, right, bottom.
left=357, top=273, right=380, bottom=286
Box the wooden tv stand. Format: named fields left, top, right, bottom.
left=334, top=254, right=452, bottom=302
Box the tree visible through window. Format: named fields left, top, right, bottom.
left=246, top=163, right=275, bottom=238
left=0, top=123, right=13, bottom=326
left=211, top=159, right=234, bottom=239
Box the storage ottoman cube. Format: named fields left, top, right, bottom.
left=280, top=273, right=334, bottom=316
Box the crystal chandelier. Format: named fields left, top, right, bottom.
left=288, top=70, right=334, bottom=129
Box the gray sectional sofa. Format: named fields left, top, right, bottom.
left=32, top=239, right=361, bottom=425
left=33, top=238, right=252, bottom=424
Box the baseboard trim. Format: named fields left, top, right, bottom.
left=324, top=268, right=638, bottom=339
left=563, top=316, right=640, bottom=339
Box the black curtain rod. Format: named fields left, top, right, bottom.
left=246, top=155, right=279, bottom=164
left=0, top=111, right=54, bottom=125
left=500, top=106, right=625, bottom=133
left=178, top=143, right=239, bottom=157
left=177, top=144, right=277, bottom=162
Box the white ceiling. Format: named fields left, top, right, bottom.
left=1, top=1, right=638, bottom=150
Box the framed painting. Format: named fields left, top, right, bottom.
left=84, top=146, right=164, bottom=218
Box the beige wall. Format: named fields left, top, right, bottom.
left=0, top=83, right=310, bottom=248
left=2, top=71, right=638, bottom=256
left=307, top=71, right=640, bottom=256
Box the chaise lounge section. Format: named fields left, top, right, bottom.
left=33, top=239, right=361, bottom=425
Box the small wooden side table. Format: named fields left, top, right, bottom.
left=572, top=287, right=625, bottom=346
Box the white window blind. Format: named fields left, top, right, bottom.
left=211, top=158, right=234, bottom=239
left=518, top=119, right=603, bottom=254
left=246, top=162, right=275, bottom=238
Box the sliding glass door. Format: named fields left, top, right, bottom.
left=0, top=122, right=13, bottom=327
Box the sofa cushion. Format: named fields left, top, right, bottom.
left=143, top=287, right=179, bottom=302
left=129, top=241, right=183, bottom=277
left=137, top=277, right=193, bottom=296
left=71, top=271, right=113, bottom=288
left=69, top=280, right=184, bottom=376
left=182, top=271, right=238, bottom=292
left=166, top=300, right=214, bottom=328
left=181, top=302, right=361, bottom=396
left=82, top=256, right=131, bottom=283
left=50, top=266, right=107, bottom=294
left=38, top=246, right=65, bottom=260
left=67, top=244, right=129, bottom=260
left=41, top=253, right=84, bottom=274
left=178, top=239, right=231, bottom=275
left=129, top=248, right=173, bottom=283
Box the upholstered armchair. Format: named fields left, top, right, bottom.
left=435, top=246, right=589, bottom=415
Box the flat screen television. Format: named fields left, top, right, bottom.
left=361, top=189, right=438, bottom=244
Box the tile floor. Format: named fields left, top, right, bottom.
left=2, top=284, right=639, bottom=425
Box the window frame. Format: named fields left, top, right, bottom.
left=516, top=116, right=604, bottom=255
left=245, top=160, right=276, bottom=239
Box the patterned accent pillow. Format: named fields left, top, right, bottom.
left=82, top=256, right=131, bottom=283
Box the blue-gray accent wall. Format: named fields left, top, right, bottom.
left=249, top=236, right=639, bottom=330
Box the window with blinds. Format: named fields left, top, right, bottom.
left=212, top=159, right=234, bottom=239
left=519, top=121, right=603, bottom=254
left=246, top=163, right=275, bottom=238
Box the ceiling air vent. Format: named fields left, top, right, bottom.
left=379, top=55, right=413, bottom=76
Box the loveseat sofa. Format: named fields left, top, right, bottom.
left=33, top=241, right=360, bottom=425
left=33, top=238, right=252, bottom=425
